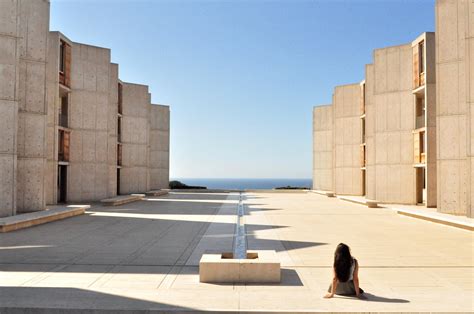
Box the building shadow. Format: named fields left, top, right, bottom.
left=0, top=286, right=191, bottom=312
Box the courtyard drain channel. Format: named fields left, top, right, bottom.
left=233, top=192, right=247, bottom=259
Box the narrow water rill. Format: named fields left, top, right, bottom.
left=199, top=192, right=281, bottom=283
left=233, top=192, right=247, bottom=259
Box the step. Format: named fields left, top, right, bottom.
left=338, top=195, right=378, bottom=208
left=396, top=207, right=473, bottom=231
left=0, top=205, right=89, bottom=233
left=101, top=194, right=144, bottom=206
left=311, top=190, right=336, bottom=197
left=144, top=190, right=169, bottom=197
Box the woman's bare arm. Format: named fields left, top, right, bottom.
left=353, top=260, right=361, bottom=297
left=324, top=268, right=338, bottom=298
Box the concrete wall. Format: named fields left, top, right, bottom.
left=369, top=44, right=416, bottom=204
left=107, top=63, right=119, bottom=197
left=0, top=0, right=50, bottom=216
left=312, top=105, right=333, bottom=191
left=333, top=84, right=362, bottom=195
left=468, top=1, right=474, bottom=218
left=16, top=0, right=49, bottom=213
left=0, top=0, right=21, bottom=216
left=120, top=83, right=150, bottom=194
left=149, top=104, right=170, bottom=190
left=435, top=0, right=473, bottom=217
left=68, top=42, right=115, bottom=202
left=424, top=33, right=438, bottom=208
left=365, top=64, right=377, bottom=200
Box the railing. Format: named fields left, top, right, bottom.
left=415, top=114, right=425, bottom=129
left=59, top=113, right=68, bottom=128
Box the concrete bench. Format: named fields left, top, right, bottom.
left=100, top=194, right=143, bottom=206
left=145, top=190, right=169, bottom=197
left=366, top=200, right=378, bottom=208
left=0, top=205, right=89, bottom=233
left=200, top=250, right=280, bottom=283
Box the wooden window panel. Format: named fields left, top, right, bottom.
left=63, top=131, right=70, bottom=162
left=64, top=43, right=71, bottom=87
left=413, top=45, right=420, bottom=89
left=413, top=132, right=420, bottom=163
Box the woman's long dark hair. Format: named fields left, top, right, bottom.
left=333, top=243, right=353, bottom=282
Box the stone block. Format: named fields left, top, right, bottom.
left=199, top=250, right=280, bottom=283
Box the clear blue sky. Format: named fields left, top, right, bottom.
left=50, top=0, right=434, bottom=179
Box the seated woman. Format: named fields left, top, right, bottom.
left=324, top=243, right=364, bottom=298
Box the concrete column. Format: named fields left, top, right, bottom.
left=0, top=0, right=20, bottom=217
left=435, top=0, right=470, bottom=216
left=16, top=0, right=49, bottom=213
left=312, top=105, right=333, bottom=191
left=149, top=104, right=170, bottom=190
left=333, top=83, right=363, bottom=196
left=120, top=83, right=150, bottom=194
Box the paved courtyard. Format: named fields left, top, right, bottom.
left=0, top=191, right=473, bottom=313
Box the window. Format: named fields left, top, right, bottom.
left=117, top=116, right=122, bottom=142
left=59, top=41, right=65, bottom=74
left=59, top=95, right=68, bottom=127
left=413, top=40, right=425, bottom=88
left=117, top=144, right=122, bottom=166
left=419, top=41, right=425, bottom=75
left=59, top=40, right=71, bottom=87
left=118, top=83, right=123, bottom=114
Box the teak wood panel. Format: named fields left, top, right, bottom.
left=413, top=45, right=420, bottom=89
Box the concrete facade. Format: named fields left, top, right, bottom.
left=120, top=83, right=151, bottom=195
left=67, top=42, right=117, bottom=202
left=0, top=0, right=170, bottom=217
left=369, top=43, right=416, bottom=204
left=0, top=0, right=50, bottom=217
left=435, top=0, right=474, bottom=217
left=312, top=105, right=333, bottom=191
left=333, top=84, right=363, bottom=195
left=149, top=104, right=170, bottom=190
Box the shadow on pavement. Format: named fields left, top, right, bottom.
left=0, top=286, right=190, bottom=312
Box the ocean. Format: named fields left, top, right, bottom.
left=172, top=178, right=312, bottom=190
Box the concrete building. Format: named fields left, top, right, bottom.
left=0, top=0, right=50, bottom=217
left=314, top=36, right=439, bottom=207
left=0, top=0, right=170, bottom=218
left=333, top=84, right=363, bottom=195
left=313, top=0, right=473, bottom=218
left=312, top=105, right=333, bottom=191
left=435, top=0, right=473, bottom=217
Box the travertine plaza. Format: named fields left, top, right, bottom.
left=0, top=0, right=170, bottom=218
left=313, top=0, right=474, bottom=218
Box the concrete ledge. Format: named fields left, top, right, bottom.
left=145, top=190, right=169, bottom=197
left=397, top=208, right=473, bottom=231
left=199, top=250, right=280, bottom=283
left=311, top=190, right=335, bottom=197
left=338, top=195, right=378, bottom=208
left=0, top=205, right=89, bottom=233
left=101, top=194, right=144, bottom=206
